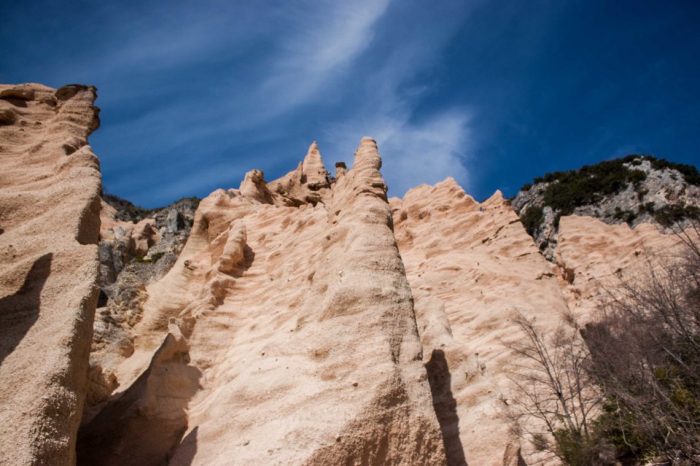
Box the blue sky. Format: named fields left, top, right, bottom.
left=1, top=0, right=699, bottom=207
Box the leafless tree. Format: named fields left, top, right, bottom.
left=507, top=222, right=700, bottom=464
left=584, top=222, right=700, bottom=464
left=506, top=311, right=606, bottom=465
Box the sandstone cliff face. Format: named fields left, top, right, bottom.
left=2, top=82, right=696, bottom=466
left=0, top=84, right=102, bottom=465
left=391, top=180, right=570, bottom=464
left=79, top=140, right=447, bottom=465
left=78, top=138, right=693, bottom=465
left=555, top=214, right=690, bottom=323
left=391, top=181, right=693, bottom=464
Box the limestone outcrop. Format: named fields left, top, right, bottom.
left=0, top=83, right=102, bottom=465
left=512, top=156, right=700, bottom=258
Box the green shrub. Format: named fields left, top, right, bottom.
left=539, top=160, right=647, bottom=216
left=639, top=202, right=655, bottom=214
left=553, top=428, right=609, bottom=466
left=647, top=157, right=700, bottom=186
left=613, top=208, right=637, bottom=225
left=628, top=169, right=647, bottom=187
left=103, top=193, right=152, bottom=222
left=150, top=252, right=165, bottom=262
left=654, top=203, right=700, bottom=227
left=521, top=205, right=544, bottom=236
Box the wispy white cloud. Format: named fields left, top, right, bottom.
left=258, top=0, right=392, bottom=116
left=320, top=2, right=477, bottom=196
left=325, top=108, right=473, bottom=196
left=379, top=110, right=472, bottom=194
left=7, top=0, right=477, bottom=205
left=108, top=158, right=253, bottom=207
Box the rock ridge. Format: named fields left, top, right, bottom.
left=0, top=83, right=102, bottom=466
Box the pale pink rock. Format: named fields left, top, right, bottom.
left=0, top=83, right=102, bottom=466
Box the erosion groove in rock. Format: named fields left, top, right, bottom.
left=0, top=83, right=102, bottom=466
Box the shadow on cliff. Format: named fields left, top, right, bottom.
left=77, top=333, right=202, bottom=466
left=240, top=244, right=255, bottom=276
left=169, top=426, right=198, bottom=465
left=426, top=349, right=468, bottom=466
left=0, top=253, right=52, bottom=366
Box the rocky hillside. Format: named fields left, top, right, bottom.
left=512, top=155, right=700, bottom=258
left=1, top=81, right=699, bottom=466
left=89, top=195, right=200, bottom=413
left=97, top=193, right=199, bottom=291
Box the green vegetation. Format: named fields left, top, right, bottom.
left=149, top=252, right=165, bottom=262
left=103, top=194, right=201, bottom=224
left=518, top=155, right=700, bottom=233
left=621, top=154, right=700, bottom=186
left=511, top=232, right=700, bottom=464
left=612, top=207, right=636, bottom=225
left=133, top=251, right=165, bottom=264
left=645, top=156, right=700, bottom=186
left=521, top=205, right=544, bottom=236
left=653, top=203, right=700, bottom=227
left=522, top=155, right=700, bottom=196
left=103, top=193, right=152, bottom=222
left=538, top=160, right=646, bottom=216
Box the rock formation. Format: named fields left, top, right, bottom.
left=79, top=138, right=447, bottom=465
left=0, top=83, right=102, bottom=465
left=1, top=81, right=697, bottom=466
left=555, top=214, right=690, bottom=322
left=512, top=156, right=700, bottom=258
left=88, top=195, right=198, bottom=418
left=391, top=180, right=569, bottom=464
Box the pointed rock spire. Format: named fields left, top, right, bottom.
left=301, top=141, right=329, bottom=189
left=267, top=140, right=332, bottom=206
left=348, top=137, right=387, bottom=198
left=239, top=169, right=274, bottom=204
left=334, top=161, right=347, bottom=179
left=481, top=189, right=506, bottom=209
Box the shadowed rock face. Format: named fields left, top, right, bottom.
left=0, top=83, right=102, bottom=466
left=426, top=349, right=467, bottom=466
left=77, top=325, right=202, bottom=466
left=0, top=253, right=52, bottom=365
